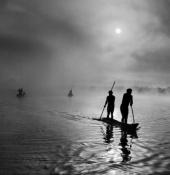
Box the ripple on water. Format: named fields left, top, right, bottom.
left=1, top=95, right=170, bottom=175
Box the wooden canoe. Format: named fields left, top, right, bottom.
left=94, top=117, right=139, bottom=132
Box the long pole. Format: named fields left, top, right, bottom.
left=131, top=106, right=135, bottom=123
left=99, top=107, right=105, bottom=120
left=111, top=81, right=116, bottom=91
left=99, top=81, right=115, bottom=120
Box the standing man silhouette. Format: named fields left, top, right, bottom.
left=104, top=90, right=115, bottom=119
left=120, top=88, right=133, bottom=124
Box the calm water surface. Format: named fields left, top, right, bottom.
left=0, top=91, right=170, bottom=175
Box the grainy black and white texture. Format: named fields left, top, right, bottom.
left=0, top=0, right=169, bottom=89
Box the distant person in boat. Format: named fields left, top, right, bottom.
left=17, top=88, right=25, bottom=97
left=68, top=89, right=73, bottom=97
left=120, top=88, right=133, bottom=124
left=18, top=88, right=22, bottom=95
left=104, top=90, right=115, bottom=119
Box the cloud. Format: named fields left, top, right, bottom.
left=0, top=0, right=169, bottom=89
left=0, top=0, right=94, bottom=87
left=132, top=48, right=170, bottom=73
left=148, top=0, right=170, bottom=36
left=0, top=35, right=48, bottom=58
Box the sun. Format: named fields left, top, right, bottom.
left=115, top=28, right=122, bottom=35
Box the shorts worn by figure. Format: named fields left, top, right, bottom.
left=107, top=106, right=114, bottom=119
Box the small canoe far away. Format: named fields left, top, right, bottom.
left=16, top=88, right=26, bottom=98
left=68, top=89, right=73, bottom=97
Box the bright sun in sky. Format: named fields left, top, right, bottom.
left=115, top=28, right=122, bottom=35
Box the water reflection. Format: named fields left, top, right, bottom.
left=103, top=124, right=114, bottom=143
left=119, top=131, right=131, bottom=162
left=101, top=123, right=139, bottom=164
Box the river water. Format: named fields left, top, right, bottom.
left=0, top=91, right=170, bottom=175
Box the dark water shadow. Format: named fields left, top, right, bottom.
left=119, top=131, right=131, bottom=163
left=101, top=122, right=139, bottom=163
left=119, top=129, right=138, bottom=163
left=101, top=124, right=114, bottom=144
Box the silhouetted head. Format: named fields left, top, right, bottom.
left=108, top=90, right=113, bottom=95
left=127, top=88, right=132, bottom=94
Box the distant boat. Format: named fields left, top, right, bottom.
left=16, top=88, right=26, bottom=98
left=68, top=89, right=73, bottom=97
left=17, top=92, right=25, bottom=98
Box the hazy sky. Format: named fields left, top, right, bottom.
left=0, top=0, right=170, bottom=89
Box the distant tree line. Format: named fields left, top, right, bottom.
left=88, top=85, right=170, bottom=95
left=132, top=86, right=170, bottom=94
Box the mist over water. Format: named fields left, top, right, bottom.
left=0, top=1, right=170, bottom=174
left=0, top=89, right=170, bottom=175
